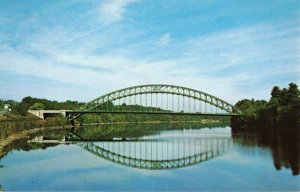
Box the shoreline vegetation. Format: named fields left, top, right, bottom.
left=231, top=82, right=300, bottom=131
left=0, top=113, right=229, bottom=138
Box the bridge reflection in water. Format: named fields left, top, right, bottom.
left=67, top=133, right=232, bottom=170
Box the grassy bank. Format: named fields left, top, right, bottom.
left=0, top=114, right=67, bottom=139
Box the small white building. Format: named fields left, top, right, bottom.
left=2, top=104, right=11, bottom=114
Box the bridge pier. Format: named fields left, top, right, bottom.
left=28, top=110, right=70, bottom=120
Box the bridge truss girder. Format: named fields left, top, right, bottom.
left=67, top=84, right=240, bottom=121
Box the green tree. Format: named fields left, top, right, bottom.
left=233, top=82, right=300, bottom=129
left=271, top=86, right=281, bottom=99
left=29, top=102, right=45, bottom=110
left=287, top=83, right=300, bottom=97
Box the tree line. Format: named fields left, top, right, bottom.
left=231, top=83, right=300, bottom=130
left=0, top=97, right=84, bottom=132
left=0, top=96, right=85, bottom=115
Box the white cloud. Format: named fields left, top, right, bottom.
left=0, top=10, right=299, bottom=104
left=98, top=0, right=138, bottom=25
left=157, top=33, right=172, bottom=47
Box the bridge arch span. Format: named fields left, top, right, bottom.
left=67, top=84, right=240, bottom=121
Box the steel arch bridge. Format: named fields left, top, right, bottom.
left=66, top=84, right=241, bottom=121
left=66, top=133, right=231, bottom=170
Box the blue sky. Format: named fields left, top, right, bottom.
left=0, top=0, right=299, bottom=103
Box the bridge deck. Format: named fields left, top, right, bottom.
left=67, top=111, right=242, bottom=117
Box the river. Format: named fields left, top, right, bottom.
left=0, top=123, right=299, bottom=191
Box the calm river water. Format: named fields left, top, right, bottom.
left=0, top=123, right=299, bottom=191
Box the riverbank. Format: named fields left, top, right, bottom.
left=0, top=125, right=73, bottom=157
left=0, top=114, right=67, bottom=139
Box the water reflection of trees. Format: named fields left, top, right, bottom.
left=73, top=122, right=229, bottom=140
left=0, top=123, right=228, bottom=159
left=232, top=128, right=300, bottom=176
left=0, top=129, right=71, bottom=159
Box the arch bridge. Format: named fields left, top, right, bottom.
left=66, top=84, right=241, bottom=122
